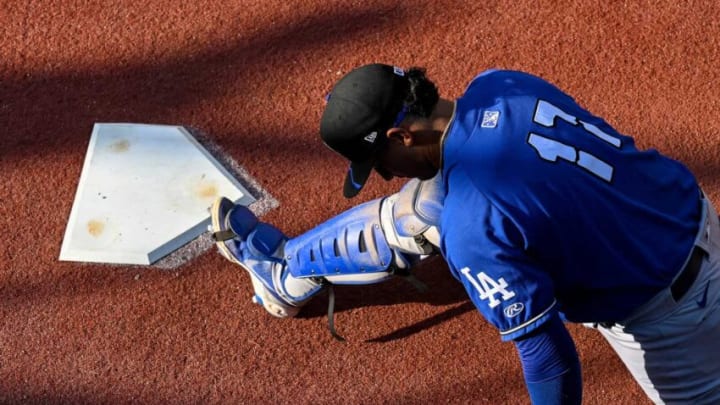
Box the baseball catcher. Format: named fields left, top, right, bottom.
left=212, top=64, right=720, bottom=404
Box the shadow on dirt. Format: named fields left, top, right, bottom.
left=294, top=255, right=476, bottom=341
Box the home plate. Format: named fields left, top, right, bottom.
left=59, top=123, right=261, bottom=266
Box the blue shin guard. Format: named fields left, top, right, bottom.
left=283, top=198, right=398, bottom=284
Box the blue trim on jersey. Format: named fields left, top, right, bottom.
left=500, top=300, right=556, bottom=340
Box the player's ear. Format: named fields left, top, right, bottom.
left=386, top=127, right=414, bottom=146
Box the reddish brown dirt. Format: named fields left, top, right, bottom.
left=2, top=1, right=719, bottom=404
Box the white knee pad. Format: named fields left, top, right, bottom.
left=382, top=173, right=443, bottom=256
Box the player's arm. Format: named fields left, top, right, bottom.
left=441, top=188, right=580, bottom=404
left=514, top=311, right=582, bottom=405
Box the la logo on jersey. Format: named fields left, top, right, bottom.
left=460, top=267, right=515, bottom=309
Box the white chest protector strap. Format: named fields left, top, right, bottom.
left=284, top=175, right=444, bottom=284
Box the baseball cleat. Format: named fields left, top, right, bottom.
left=210, top=196, right=300, bottom=318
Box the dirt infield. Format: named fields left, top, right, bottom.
left=2, top=1, right=719, bottom=403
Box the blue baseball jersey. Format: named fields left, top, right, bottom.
left=439, top=70, right=701, bottom=341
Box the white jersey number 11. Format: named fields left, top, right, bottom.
left=527, top=100, right=622, bottom=182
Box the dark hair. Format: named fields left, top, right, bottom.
left=402, top=67, right=439, bottom=118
